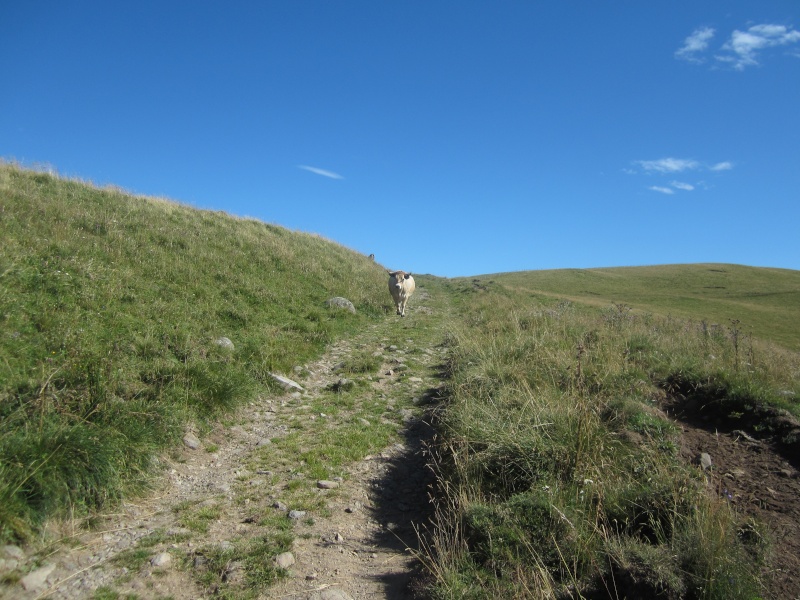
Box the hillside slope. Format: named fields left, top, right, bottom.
left=0, top=163, right=389, bottom=542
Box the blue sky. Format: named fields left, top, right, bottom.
left=2, top=2, right=798, bottom=277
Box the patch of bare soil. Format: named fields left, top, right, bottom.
left=662, top=396, right=800, bottom=599
left=269, top=414, right=436, bottom=600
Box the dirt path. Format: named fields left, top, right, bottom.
left=7, top=283, right=798, bottom=600
left=1, top=288, right=445, bottom=600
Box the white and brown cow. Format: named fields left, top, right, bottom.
left=387, top=270, right=415, bottom=317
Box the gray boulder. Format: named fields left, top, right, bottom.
left=215, top=337, right=235, bottom=350
left=325, top=297, right=356, bottom=313
left=270, top=373, right=304, bottom=392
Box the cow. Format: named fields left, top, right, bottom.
left=387, top=270, right=415, bottom=317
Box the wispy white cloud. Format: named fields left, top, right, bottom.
left=678, top=23, right=800, bottom=70
left=710, top=161, right=733, bottom=171
left=649, top=186, right=675, bottom=195
left=675, top=27, right=716, bottom=62
left=298, top=165, right=344, bottom=180
left=635, top=158, right=700, bottom=173
left=632, top=158, right=731, bottom=194
left=671, top=181, right=695, bottom=191
left=633, top=157, right=732, bottom=175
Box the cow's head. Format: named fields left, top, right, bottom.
left=388, top=270, right=412, bottom=286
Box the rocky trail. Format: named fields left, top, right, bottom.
left=4, top=281, right=800, bottom=599
left=1, top=288, right=444, bottom=600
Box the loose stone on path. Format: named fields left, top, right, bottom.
left=275, top=552, right=296, bottom=569
left=20, top=563, right=56, bottom=592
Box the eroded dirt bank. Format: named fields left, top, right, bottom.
left=663, top=396, right=800, bottom=599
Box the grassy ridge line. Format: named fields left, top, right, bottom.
left=0, top=163, right=389, bottom=543
left=469, top=263, right=800, bottom=351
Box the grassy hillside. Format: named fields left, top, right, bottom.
left=0, top=163, right=389, bottom=542
left=423, top=276, right=800, bottom=599
left=3, top=162, right=800, bottom=598
left=473, top=264, right=800, bottom=351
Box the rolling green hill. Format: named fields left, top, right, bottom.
left=465, top=263, right=800, bottom=351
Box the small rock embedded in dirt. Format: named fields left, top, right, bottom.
left=270, top=373, right=304, bottom=392
left=288, top=510, right=307, bottom=519
left=317, top=480, right=339, bottom=489
left=150, top=552, right=172, bottom=568
left=699, top=452, right=713, bottom=470
left=20, top=563, right=56, bottom=592
left=275, top=552, right=296, bottom=569
left=310, top=587, right=355, bottom=600
left=183, top=432, right=201, bottom=450
left=273, top=501, right=288, bottom=511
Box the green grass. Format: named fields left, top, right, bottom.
left=0, top=163, right=390, bottom=542
left=469, top=264, right=800, bottom=351
left=3, top=162, right=799, bottom=598
left=419, top=279, right=797, bottom=599
left=189, top=531, right=291, bottom=598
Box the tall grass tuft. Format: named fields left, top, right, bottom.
left=0, top=162, right=390, bottom=542
left=421, top=281, right=798, bottom=598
